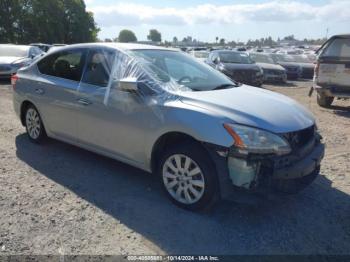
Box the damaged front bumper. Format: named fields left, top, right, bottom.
left=205, top=135, right=325, bottom=198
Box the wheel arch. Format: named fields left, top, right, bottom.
left=150, top=132, right=209, bottom=174
left=20, top=100, right=35, bottom=126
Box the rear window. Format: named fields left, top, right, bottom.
left=37, top=49, right=86, bottom=82
left=322, top=38, right=350, bottom=58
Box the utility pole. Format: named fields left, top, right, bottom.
left=326, top=28, right=329, bottom=39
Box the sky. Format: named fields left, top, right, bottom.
left=85, top=0, right=350, bottom=42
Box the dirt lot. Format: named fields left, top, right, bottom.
left=0, top=80, right=349, bottom=256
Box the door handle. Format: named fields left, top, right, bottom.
left=77, top=98, right=92, bottom=106
left=35, top=88, right=44, bottom=95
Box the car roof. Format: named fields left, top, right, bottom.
left=0, top=44, right=32, bottom=50
left=331, top=34, right=350, bottom=38
left=30, top=43, right=52, bottom=46
left=212, top=50, right=241, bottom=54
left=250, top=52, right=269, bottom=56
left=50, top=43, right=177, bottom=52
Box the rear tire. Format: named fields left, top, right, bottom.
left=158, top=143, right=220, bottom=211
left=25, top=105, right=47, bottom=144
left=317, top=93, right=334, bottom=108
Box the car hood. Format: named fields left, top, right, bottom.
left=256, top=62, right=285, bottom=71
left=221, top=63, right=260, bottom=71
left=0, top=56, right=27, bottom=64
left=298, top=62, right=315, bottom=69
left=177, top=85, right=315, bottom=133
left=277, top=62, right=301, bottom=67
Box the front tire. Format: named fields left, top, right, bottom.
left=158, top=143, right=220, bottom=211
left=25, top=105, right=47, bottom=143
left=317, top=93, right=334, bottom=108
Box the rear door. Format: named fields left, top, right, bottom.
left=318, top=37, right=350, bottom=87
left=34, top=48, right=87, bottom=140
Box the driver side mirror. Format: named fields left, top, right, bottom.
left=118, top=77, right=138, bottom=92
left=213, top=57, right=220, bottom=64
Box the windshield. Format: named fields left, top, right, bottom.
left=193, top=51, right=209, bottom=59
left=0, top=45, right=29, bottom=57
left=322, top=38, right=350, bottom=58
left=290, top=55, right=312, bottom=63
left=132, top=50, right=234, bottom=91
left=250, top=53, right=274, bottom=64
left=271, top=54, right=294, bottom=63
left=218, top=52, right=254, bottom=64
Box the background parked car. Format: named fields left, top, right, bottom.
left=190, top=50, right=209, bottom=62
left=270, top=53, right=302, bottom=80
left=249, top=52, right=287, bottom=83
left=314, top=34, right=350, bottom=107
left=288, top=55, right=315, bottom=79
left=206, top=50, right=263, bottom=87
left=30, top=43, right=52, bottom=52
left=0, top=44, right=43, bottom=79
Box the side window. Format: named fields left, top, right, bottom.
left=37, top=49, right=86, bottom=81
left=322, top=38, right=350, bottom=58
left=81, top=49, right=115, bottom=87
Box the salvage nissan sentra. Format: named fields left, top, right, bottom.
left=12, top=43, right=324, bottom=210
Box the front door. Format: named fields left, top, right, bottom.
left=75, top=48, right=152, bottom=165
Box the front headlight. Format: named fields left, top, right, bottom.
left=224, top=123, right=291, bottom=155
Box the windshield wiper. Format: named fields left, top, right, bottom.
left=213, top=83, right=239, bottom=90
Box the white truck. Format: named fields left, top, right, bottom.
left=314, top=34, right=350, bottom=107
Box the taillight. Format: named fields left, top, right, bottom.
left=11, top=74, right=19, bottom=89
left=314, top=61, right=320, bottom=78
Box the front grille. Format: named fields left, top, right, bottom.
left=265, top=69, right=284, bottom=75
left=231, top=70, right=257, bottom=82
left=302, top=68, right=314, bottom=77
left=0, top=65, right=11, bottom=71
left=283, top=125, right=315, bottom=151
left=286, top=66, right=298, bottom=72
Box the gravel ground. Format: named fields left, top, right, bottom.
left=0, top=79, right=349, bottom=256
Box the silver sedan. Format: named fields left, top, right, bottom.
left=12, top=43, right=324, bottom=210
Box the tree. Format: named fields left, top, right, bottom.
left=0, top=0, right=99, bottom=44
left=219, top=38, right=225, bottom=45
left=118, top=29, right=137, bottom=43
left=215, top=36, right=219, bottom=43
left=147, top=29, right=161, bottom=42
left=284, top=35, right=295, bottom=41
left=173, top=36, right=178, bottom=44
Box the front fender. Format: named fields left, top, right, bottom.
left=145, top=101, right=234, bottom=158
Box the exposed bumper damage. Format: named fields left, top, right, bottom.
left=204, top=130, right=325, bottom=199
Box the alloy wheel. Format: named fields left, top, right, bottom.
left=26, top=108, right=41, bottom=140
left=162, top=154, right=205, bottom=204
